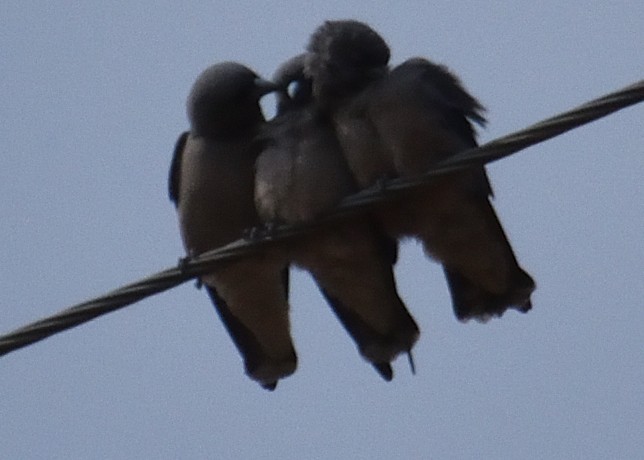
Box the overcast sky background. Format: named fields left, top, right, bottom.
left=2, top=2, right=642, bottom=459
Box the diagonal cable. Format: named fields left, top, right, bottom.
left=0, top=79, right=642, bottom=358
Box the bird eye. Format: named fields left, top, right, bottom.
left=286, top=81, right=299, bottom=99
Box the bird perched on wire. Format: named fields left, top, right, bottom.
left=169, top=62, right=296, bottom=390
left=305, top=20, right=535, bottom=321
left=255, top=54, right=419, bottom=381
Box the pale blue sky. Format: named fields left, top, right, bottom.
left=2, top=2, right=642, bottom=459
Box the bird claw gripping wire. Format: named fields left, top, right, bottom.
left=374, top=175, right=391, bottom=194
left=178, top=255, right=202, bottom=289
left=244, top=222, right=279, bottom=242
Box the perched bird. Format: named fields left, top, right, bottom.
left=305, top=20, right=535, bottom=321
left=169, top=62, right=296, bottom=390
left=255, top=54, right=419, bottom=380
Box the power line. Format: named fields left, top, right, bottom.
left=1, top=80, right=642, bottom=358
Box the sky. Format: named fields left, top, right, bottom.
left=1, top=2, right=642, bottom=459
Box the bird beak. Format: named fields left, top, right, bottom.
left=254, top=77, right=280, bottom=96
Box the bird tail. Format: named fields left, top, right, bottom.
left=319, top=287, right=419, bottom=381
left=443, top=267, right=534, bottom=322
left=204, top=264, right=297, bottom=390
left=302, top=225, right=420, bottom=380
left=413, top=179, right=535, bottom=321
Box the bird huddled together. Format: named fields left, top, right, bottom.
left=169, top=20, right=535, bottom=391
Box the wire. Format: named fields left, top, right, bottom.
left=1, top=80, right=642, bottom=358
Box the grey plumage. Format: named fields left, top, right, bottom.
left=169, top=62, right=296, bottom=390
left=255, top=54, right=419, bottom=380
left=305, top=20, right=535, bottom=321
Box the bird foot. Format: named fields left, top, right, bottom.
left=243, top=222, right=279, bottom=241
left=177, top=255, right=191, bottom=272
left=178, top=255, right=202, bottom=289
left=374, top=175, right=391, bottom=193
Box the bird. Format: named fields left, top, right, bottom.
left=304, top=20, right=535, bottom=322
left=169, top=62, right=297, bottom=390
left=254, top=54, right=419, bottom=381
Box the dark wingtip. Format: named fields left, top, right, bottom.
left=518, top=299, right=533, bottom=313
left=261, top=381, right=278, bottom=391
left=373, top=362, right=393, bottom=381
